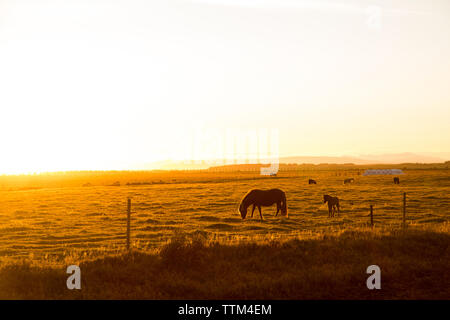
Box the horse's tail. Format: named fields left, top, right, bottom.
left=282, top=191, right=288, bottom=217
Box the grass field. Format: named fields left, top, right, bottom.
left=0, top=168, right=449, bottom=262
left=0, top=166, right=449, bottom=299
left=1, top=228, right=449, bottom=299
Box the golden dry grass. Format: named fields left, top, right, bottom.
left=0, top=167, right=449, bottom=299
left=0, top=168, right=448, bottom=263
left=0, top=227, right=449, bottom=299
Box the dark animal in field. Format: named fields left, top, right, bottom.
left=394, top=177, right=400, bottom=184
left=343, top=178, right=354, bottom=184
left=308, top=179, right=317, bottom=184
left=239, top=188, right=287, bottom=221
left=323, top=194, right=340, bottom=217
left=270, top=173, right=277, bottom=177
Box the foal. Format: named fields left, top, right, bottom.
left=323, top=194, right=340, bottom=217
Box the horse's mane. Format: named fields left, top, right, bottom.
left=239, top=189, right=253, bottom=204
left=239, top=189, right=254, bottom=212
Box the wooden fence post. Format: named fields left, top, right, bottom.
left=370, top=205, right=374, bottom=227
left=403, top=192, right=406, bottom=228
left=127, top=198, right=131, bottom=251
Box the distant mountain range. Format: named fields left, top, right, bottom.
left=137, top=152, right=449, bottom=170
left=280, top=153, right=447, bottom=165
left=353, top=153, right=448, bottom=164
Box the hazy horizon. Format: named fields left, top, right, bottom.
left=1, top=151, right=448, bottom=175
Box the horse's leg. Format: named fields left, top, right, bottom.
left=258, top=206, right=263, bottom=221
left=276, top=202, right=280, bottom=216
left=251, top=204, right=256, bottom=218
left=328, top=203, right=332, bottom=217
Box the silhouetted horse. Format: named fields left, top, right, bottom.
left=394, top=177, right=400, bottom=184
left=324, top=194, right=340, bottom=217
left=308, top=179, right=317, bottom=184
left=343, top=178, right=354, bottom=184
left=239, top=189, right=287, bottom=221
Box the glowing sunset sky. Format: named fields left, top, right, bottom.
left=0, top=0, right=449, bottom=173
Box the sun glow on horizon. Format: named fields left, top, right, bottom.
left=1, top=0, right=449, bottom=174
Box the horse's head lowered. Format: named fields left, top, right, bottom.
left=323, top=195, right=329, bottom=203
left=239, top=202, right=248, bottom=219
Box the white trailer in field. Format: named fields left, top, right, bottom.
left=362, top=169, right=404, bottom=176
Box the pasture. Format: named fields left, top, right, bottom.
left=0, top=167, right=449, bottom=264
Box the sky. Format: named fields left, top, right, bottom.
left=0, top=0, right=449, bottom=173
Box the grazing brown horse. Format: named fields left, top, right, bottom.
left=323, top=194, right=340, bottom=217
left=343, top=178, right=354, bottom=184
left=308, top=179, right=317, bottom=184
left=393, top=177, right=400, bottom=184
left=239, top=189, right=287, bottom=221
